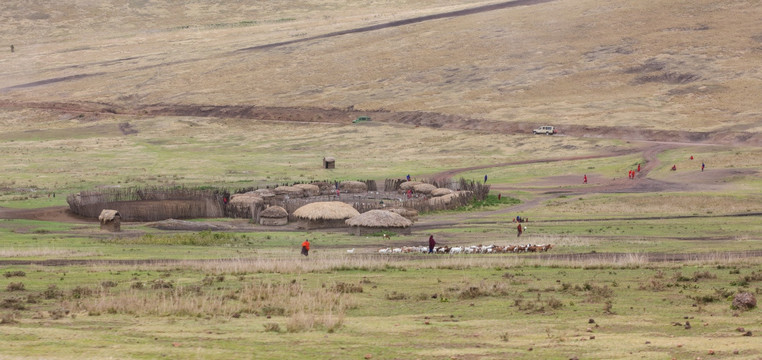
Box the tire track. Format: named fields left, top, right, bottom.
left=236, top=0, right=555, bottom=52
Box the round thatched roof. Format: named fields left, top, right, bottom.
left=98, top=209, right=120, bottom=221
left=399, top=181, right=422, bottom=191
left=387, top=207, right=418, bottom=218
left=413, top=183, right=437, bottom=194
left=230, top=192, right=264, bottom=205
left=429, top=193, right=457, bottom=206
left=345, top=210, right=413, bottom=228
left=431, top=188, right=454, bottom=197
left=293, top=183, right=320, bottom=196
left=324, top=156, right=335, bottom=162
left=260, top=206, right=288, bottom=218
left=273, top=185, right=305, bottom=197
left=293, top=201, right=360, bottom=220
left=340, top=180, right=367, bottom=193
left=253, top=189, right=275, bottom=197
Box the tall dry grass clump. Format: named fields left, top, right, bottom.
left=71, top=279, right=353, bottom=332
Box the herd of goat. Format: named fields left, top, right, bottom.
left=376, top=244, right=553, bottom=254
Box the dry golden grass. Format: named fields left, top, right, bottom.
left=543, top=193, right=762, bottom=216
left=2, top=0, right=761, bottom=133
left=0, top=248, right=100, bottom=258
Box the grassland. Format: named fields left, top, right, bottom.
left=2, top=0, right=762, bottom=359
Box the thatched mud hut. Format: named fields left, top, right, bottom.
left=431, top=188, right=454, bottom=197
left=339, top=181, right=367, bottom=193
left=293, top=201, right=360, bottom=229
left=387, top=207, right=419, bottom=222
left=399, top=181, right=422, bottom=191
left=323, top=157, right=335, bottom=169
left=429, top=192, right=459, bottom=206
left=293, top=184, right=320, bottom=197
left=259, top=206, right=288, bottom=226
left=228, top=192, right=264, bottom=219
left=346, top=210, right=413, bottom=235
left=98, top=209, right=121, bottom=232
left=273, top=185, right=306, bottom=198
left=412, top=183, right=437, bottom=195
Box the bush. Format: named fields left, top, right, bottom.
left=0, top=298, right=26, bottom=310
left=732, top=292, right=757, bottom=311
left=6, top=282, right=25, bottom=292
left=385, top=291, right=408, bottom=300
left=331, top=282, right=363, bottom=294
left=264, top=323, right=281, bottom=332
left=3, top=271, right=25, bottom=278
left=43, top=285, right=63, bottom=299
left=71, top=286, right=94, bottom=299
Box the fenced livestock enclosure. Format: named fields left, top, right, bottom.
left=67, top=178, right=489, bottom=222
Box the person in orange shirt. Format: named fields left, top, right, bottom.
left=301, top=239, right=310, bottom=256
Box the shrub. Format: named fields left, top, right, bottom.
left=3, top=271, right=25, bottom=278
left=331, top=282, right=363, bottom=294
left=151, top=279, right=174, bottom=289
left=692, top=271, right=717, bottom=281
left=0, top=312, right=18, bottom=324
left=385, top=291, right=408, bottom=300
left=71, top=286, right=94, bottom=299
left=584, top=282, right=614, bottom=302
left=261, top=306, right=286, bottom=316
left=731, top=292, right=757, bottom=311
left=0, top=298, right=25, bottom=310
left=264, top=323, right=281, bottom=332
left=101, top=281, right=118, bottom=288
left=6, top=282, right=25, bottom=291
left=43, top=285, right=63, bottom=299
left=546, top=297, right=564, bottom=309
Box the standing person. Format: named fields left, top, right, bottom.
left=701, top=162, right=705, bottom=172
left=428, top=235, right=436, bottom=254
left=407, top=189, right=412, bottom=199
left=406, top=174, right=411, bottom=181
left=301, top=239, right=310, bottom=256
left=484, top=174, right=488, bottom=184
left=583, top=174, right=587, bottom=184
left=10, top=44, right=14, bottom=53
left=517, top=223, right=523, bottom=237
left=336, top=188, right=340, bottom=197
left=637, top=163, right=641, bottom=172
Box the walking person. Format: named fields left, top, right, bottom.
left=428, top=235, right=436, bottom=254
left=301, top=239, right=310, bottom=256
left=517, top=223, right=523, bottom=237
left=701, top=162, right=705, bottom=172
left=406, top=174, right=411, bottom=181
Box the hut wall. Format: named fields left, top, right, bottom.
left=296, top=219, right=348, bottom=230
left=260, top=217, right=288, bottom=226
left=352, top=226, right=411, bottom=236
left=100, top=218, right=121, bottom=232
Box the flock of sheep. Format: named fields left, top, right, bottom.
left=376, top=243, right=553, bottom=254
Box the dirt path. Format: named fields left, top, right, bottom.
left=0, top=206, right=92, bottom=223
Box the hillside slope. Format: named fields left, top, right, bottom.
left=1, top=0, right=761, bottom=133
